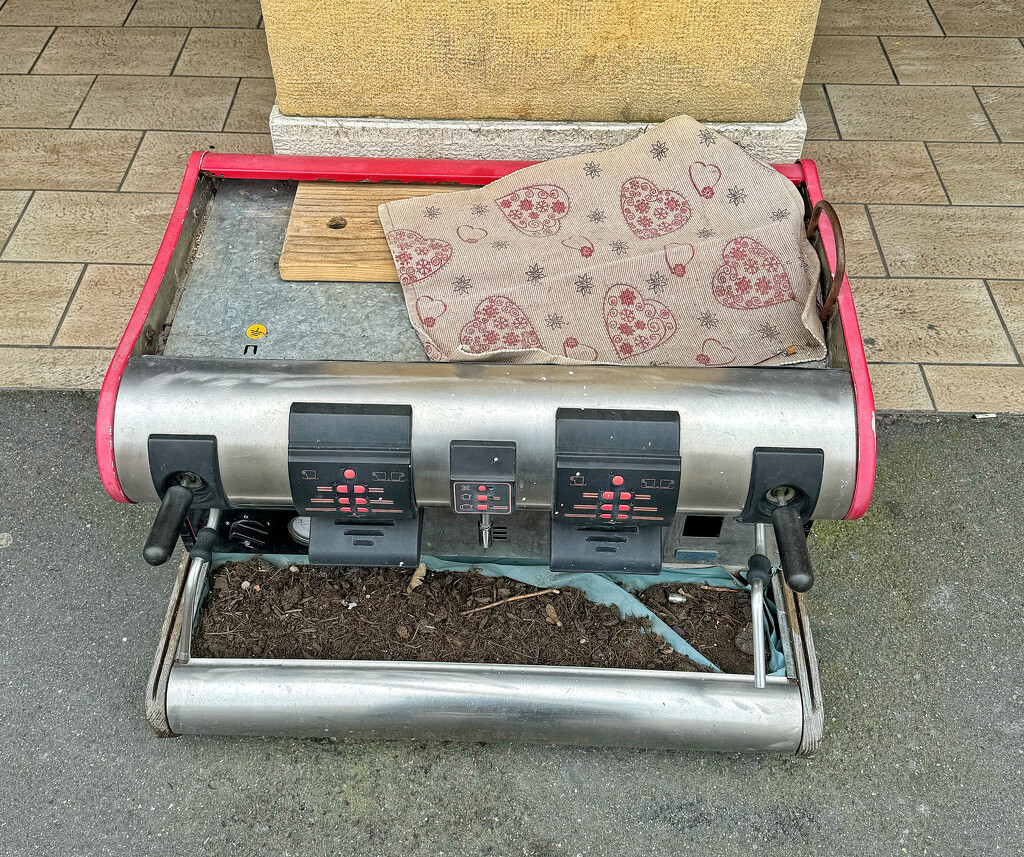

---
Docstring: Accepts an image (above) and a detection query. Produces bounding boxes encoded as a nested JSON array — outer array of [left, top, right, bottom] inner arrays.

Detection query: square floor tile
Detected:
[[928, 143, 1024, 205], [0, 345, 112, 389], [852, 278, 1014, 363], [53, 264, 148, 347], [174, 28, 272, 77], [882, 37, 1024, 86], [827, 85, 997, 141], [977, 88, 1024, 142], [924, 366, 1024, 412], [803, 141, 947, 204], [867, 363, 934, 410], [928, 0, 1024, 36], [833, 204, 887, 277], [122, 131, 272, 192], [0, 74, 93, 128], [987, 281, 1024, 355], [0, 262, 82, 345], [0, 26, 52, 73], [0, 129, 141, 191], [870, 205, 1024, 278], [0, 191, 31, 247], [0, 0, 134, 26], [33, 26, 188, 76], [2, 191, 175, 264], [127, 0, 262, 28], [801, 84, 838, 140], [815, 0, 942, 35], [73, 76, 238, 131], [224, 78, 276, 132], [805, 36, 895, 85]]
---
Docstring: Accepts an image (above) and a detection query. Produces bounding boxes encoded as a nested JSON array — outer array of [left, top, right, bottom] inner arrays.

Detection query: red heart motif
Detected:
[[602, 284, 677, 360], [696, 338, 736, 366], [688, 162, 722, 199], [415, 295, 447, 329], [562, 337, 598, 361], [459, 295, 542, 354], [664, 242, 695, 278], [712, 237, 796, 310], [386, 229, 453, 285], [495, 184, 571, 237], [456, 225, 488, 243], [620, 177, 690, 240], [561, 236, 595, 258]]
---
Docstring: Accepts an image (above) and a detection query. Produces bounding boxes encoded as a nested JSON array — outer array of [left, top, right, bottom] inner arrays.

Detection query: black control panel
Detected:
[[288, 404, 416, 521], [552, 409, 681, 524], [450, 440, 516, 516]]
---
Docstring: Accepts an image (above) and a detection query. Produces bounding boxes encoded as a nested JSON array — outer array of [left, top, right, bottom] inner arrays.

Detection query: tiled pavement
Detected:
[[1, 0, 1024, 412]]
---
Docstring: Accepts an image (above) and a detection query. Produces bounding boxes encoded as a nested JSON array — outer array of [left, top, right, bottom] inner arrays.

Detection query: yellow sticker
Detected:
[[246, 324, 267, 339]]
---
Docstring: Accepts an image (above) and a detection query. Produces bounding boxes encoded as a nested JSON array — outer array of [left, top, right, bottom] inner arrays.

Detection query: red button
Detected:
[[336, 485, 348, 493], [343, 469, 356, 480], [477, 494, 488, 501], [477, 504, 488, 510], [602, 491, 614, 500], [601, 504, 613, 511], [617, 514, 629, 520], [618, 505, 630, 512], [478, 485, 487, 492], [600, 513, 612, 519], [354, 485, 366, 494], [612, 475, 624, 486], [355, 498, 367, 505], [618, 492, 631, 501]]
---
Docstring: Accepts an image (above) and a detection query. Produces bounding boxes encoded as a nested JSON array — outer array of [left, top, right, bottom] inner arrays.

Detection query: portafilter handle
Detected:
[[142, 483, 193, 566], [770, 504, 815, 593]]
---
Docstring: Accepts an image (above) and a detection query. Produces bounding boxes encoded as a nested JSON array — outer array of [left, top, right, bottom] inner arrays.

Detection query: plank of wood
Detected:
[[279, 182, 477, 282]]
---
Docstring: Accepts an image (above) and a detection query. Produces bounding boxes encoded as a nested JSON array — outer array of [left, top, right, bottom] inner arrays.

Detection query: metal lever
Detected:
[[770, 503, 814, 593], [747, 525, 773, 689], [143, 483, 194, 566], [479, 513, 492, 549], [177, 508, 221, 663]]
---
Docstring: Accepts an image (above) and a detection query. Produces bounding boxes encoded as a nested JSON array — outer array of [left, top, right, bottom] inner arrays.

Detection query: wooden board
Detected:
[[279, 182, 477, 282]]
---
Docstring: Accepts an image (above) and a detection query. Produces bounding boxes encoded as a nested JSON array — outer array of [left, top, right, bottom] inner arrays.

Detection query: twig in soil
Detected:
[[460, 587, 560, 616]]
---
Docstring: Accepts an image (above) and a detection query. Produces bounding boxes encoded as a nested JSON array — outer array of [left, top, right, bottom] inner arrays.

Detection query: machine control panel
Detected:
[[553, 409, 681, 524], [288, 403, 415, 520], [449, 440, 516, 516]]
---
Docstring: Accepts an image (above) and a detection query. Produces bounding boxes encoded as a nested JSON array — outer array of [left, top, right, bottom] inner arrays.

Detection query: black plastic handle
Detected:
[[770, 504, 814, 593], [189, 525, 218, 564], [143, 484, 193, 566], [746, 553, 773, 589]]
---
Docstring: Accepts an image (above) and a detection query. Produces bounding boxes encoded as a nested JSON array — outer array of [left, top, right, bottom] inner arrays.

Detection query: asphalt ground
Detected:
[[1, 391, 1021, 856]]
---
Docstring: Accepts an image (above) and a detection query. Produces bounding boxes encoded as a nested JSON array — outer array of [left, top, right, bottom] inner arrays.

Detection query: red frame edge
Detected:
[[97, 152, 875, 520]]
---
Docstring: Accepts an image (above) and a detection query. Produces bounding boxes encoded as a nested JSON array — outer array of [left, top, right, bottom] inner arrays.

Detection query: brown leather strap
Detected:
[[807, 199, 846, 323]]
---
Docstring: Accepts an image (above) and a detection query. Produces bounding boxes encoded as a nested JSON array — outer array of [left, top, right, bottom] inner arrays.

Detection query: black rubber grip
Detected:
[[746, 553, 773, 588], [770, 504, 815, 593], [190, 526, 218, 564], [143, 484, 193, 566]]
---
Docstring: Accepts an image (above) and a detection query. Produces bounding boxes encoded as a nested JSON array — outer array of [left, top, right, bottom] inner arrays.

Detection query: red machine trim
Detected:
[[97, 152, 876, 520]]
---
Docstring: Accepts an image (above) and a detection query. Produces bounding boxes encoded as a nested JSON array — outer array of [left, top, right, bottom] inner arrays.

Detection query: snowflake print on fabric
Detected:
[[727, 186, 747, 206], [651, 141, 669, 161], [712, 237, 797, 310], [491, 240, 510, 250], [699, 128, 716, 147], [619, 177, 691, 239], [452, 275, 472, 295], [758, 322, 781, 341], [545, 313, 566, 330], [697, 228, 715, 239], [459, 295, 541, 354], [470, 203, 489, 216], [525, 263, 546, 284], [610, 240, 629, 256], [698, 310, 719, 330], [575, 274, 595, 297], [589, 209, 606, 224], [646, 271, 668, 294], [770, 208, 790, 222], [424, 206, 440, 220], [602, 284, 678, 360], [385, 229, 453, 285], [584, 161, 602, 178], [494, 185, 571, 237]]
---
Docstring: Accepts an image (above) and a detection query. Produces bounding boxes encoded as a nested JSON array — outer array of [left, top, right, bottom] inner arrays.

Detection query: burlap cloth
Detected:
[[378, 116, 824, 367]]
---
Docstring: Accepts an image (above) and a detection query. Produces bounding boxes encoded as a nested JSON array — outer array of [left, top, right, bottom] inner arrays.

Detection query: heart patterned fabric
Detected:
[[379, 115, 825, 367]]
